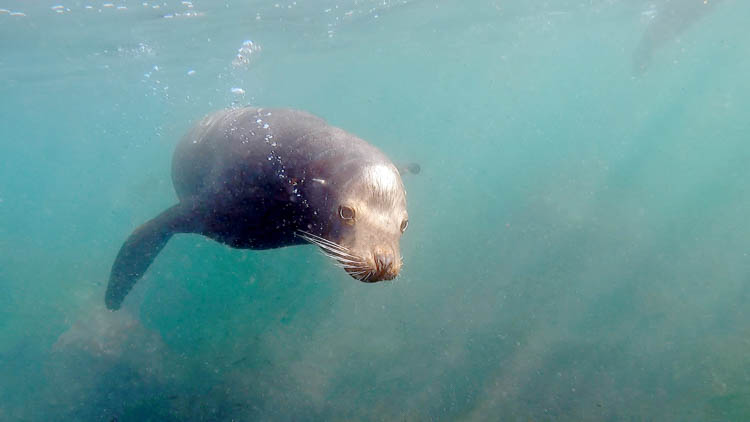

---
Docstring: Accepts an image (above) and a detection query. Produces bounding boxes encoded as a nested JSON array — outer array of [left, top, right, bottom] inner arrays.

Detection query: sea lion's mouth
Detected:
[[345, 266, 377, 282], [344, 266, 396, 283], [346, 256, 399, 282]]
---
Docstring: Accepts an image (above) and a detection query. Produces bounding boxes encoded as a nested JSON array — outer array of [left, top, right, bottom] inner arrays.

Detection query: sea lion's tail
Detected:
[[105, 202, 194, 310]]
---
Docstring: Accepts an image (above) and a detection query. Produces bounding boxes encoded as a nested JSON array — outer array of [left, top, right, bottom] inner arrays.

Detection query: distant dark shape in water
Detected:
[[633, 0, 725, 75], [398, 162, 421, 175], [105, 108, 413, 310]]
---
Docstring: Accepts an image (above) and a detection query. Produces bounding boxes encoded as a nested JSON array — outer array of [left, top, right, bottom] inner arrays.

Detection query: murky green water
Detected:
[[2, 0, 750, 420]]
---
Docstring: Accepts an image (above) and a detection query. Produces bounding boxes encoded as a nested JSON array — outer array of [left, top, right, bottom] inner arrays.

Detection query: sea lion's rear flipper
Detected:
[[105, 202, 197, 310]]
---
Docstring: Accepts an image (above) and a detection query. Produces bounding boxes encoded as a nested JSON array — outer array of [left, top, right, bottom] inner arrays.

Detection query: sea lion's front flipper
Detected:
[[105, 202, 197, 310]]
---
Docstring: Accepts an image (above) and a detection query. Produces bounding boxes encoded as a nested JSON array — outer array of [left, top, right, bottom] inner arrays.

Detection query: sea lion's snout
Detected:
[[354, 250, 400, 282], [296, 230, 402, 282], [339, 250, 400, 283], [374, 253, 392, 275], [372, 252, 398, 281]]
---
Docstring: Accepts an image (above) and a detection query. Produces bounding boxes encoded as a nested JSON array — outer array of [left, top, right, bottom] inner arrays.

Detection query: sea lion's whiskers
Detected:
[[297, 233, 332, 250], [296, 231, 362, 264], [323, 252, 362, 267], [296, 231, 355, 255], [319, 249, 351, 263], [322, 244, 360, 261], [317, 243, 359, 261], [350, 272, 370, 281], [296, 230, 345, 249], [300, 234, 367, 270], [309, 239, 361, 263]]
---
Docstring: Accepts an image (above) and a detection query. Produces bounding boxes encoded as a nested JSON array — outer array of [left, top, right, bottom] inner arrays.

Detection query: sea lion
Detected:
[[105, 107, 411, 310]]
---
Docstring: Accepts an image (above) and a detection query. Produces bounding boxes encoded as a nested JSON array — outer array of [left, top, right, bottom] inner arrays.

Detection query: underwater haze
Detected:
[[2, 0, 750, 420]]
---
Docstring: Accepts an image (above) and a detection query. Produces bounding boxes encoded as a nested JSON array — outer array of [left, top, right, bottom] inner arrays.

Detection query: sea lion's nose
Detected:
[[374, 253, 396, 280]]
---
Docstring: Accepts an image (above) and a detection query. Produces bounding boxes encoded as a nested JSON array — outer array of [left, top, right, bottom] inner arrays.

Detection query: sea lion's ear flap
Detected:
[[397, 162, 421, 176], [105, 202, 196, 310]]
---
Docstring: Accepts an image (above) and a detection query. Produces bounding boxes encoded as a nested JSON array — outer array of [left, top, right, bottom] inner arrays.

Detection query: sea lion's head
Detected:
[[299, 162, 408, 282]]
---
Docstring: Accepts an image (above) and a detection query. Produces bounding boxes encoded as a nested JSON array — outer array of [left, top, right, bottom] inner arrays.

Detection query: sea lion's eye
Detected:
[[400, 219, 409, 233], [339, 205, 356, 222]]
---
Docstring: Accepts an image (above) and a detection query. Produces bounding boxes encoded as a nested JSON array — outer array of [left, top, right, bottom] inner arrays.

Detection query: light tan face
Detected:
[[321, 163, 409, 282]]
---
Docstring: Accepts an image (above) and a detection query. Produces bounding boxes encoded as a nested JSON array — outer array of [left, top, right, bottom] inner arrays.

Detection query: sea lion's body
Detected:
[[106, 108, 410, 310]]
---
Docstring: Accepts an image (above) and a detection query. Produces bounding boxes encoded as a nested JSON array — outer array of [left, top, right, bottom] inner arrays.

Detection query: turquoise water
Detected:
[[2, 0, 750, 420]]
